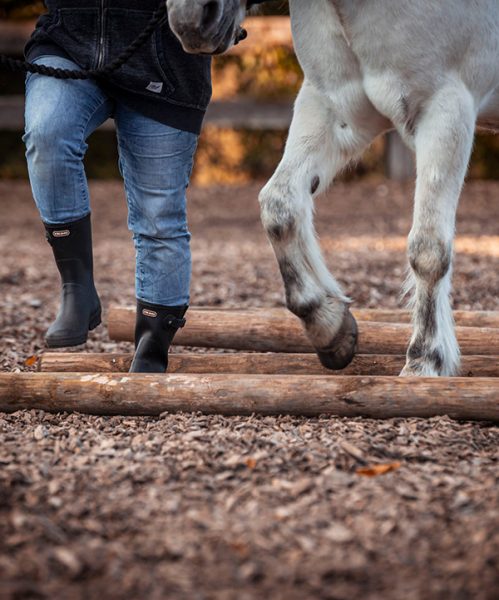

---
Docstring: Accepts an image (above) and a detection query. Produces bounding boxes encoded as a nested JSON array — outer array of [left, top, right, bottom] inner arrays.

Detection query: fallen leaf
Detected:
[[356, 462, 401, 477], [245, 458, 257, 470], [24, 355, 38, 367]]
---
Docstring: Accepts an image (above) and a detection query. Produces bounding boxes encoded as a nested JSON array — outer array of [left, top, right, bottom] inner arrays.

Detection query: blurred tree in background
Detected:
[[0, 0, 289, 19], [0, 0, 498, 182], [0, 0, 44, 19]]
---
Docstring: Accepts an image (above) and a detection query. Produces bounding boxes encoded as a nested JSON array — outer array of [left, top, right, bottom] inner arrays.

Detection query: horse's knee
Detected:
[[259, 181, 298, 243], [408, 234, 451, 283]]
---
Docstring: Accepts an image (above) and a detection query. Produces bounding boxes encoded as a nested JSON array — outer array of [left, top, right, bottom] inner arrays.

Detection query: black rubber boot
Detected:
[[44, 214, 101, 348], [129, 300, 188, 373]]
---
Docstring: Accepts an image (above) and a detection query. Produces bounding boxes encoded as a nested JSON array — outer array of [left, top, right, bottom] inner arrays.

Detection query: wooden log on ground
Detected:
[[181, 306, 499, 329], [39, 352, 499, 378], [353, 309, 499, 329], [108, 307, 499, 355], [1, 373, 498, 421]]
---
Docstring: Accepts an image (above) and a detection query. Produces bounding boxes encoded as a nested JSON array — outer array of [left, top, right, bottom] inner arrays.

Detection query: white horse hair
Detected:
[[167, 0, 499, 376]]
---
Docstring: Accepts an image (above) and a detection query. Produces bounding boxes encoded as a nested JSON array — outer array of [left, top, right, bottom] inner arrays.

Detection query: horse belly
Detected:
[[347, 0, 499, 133], [360, 71, 428, 142]]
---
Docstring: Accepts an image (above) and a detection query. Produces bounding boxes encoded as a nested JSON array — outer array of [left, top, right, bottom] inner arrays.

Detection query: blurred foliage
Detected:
[[255, 1, 289, 16], [0, 0, 289, 19], [1, 0, 498, 182], [194, 128, 286, 186], [0, 0, 45, 19], [212, 47, 302, 101]]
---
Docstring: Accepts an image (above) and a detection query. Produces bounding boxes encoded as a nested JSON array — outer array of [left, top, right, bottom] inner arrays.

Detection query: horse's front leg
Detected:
[[402, 81, 476, 376], [259, 81, 387, 369]]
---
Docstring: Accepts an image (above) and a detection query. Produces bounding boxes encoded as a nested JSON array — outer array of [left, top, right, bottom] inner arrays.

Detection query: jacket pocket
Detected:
[[43, 8, 99, 70], [156, 24, 212, 110], [105, 8, 175, 98]]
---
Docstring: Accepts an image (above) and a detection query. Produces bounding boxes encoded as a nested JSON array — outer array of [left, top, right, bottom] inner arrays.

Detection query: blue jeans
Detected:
[[23, 55, 198, 306]]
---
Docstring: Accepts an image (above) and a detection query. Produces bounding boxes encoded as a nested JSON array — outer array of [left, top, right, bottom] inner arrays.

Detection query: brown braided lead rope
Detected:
[[0, 3, 167, 80]]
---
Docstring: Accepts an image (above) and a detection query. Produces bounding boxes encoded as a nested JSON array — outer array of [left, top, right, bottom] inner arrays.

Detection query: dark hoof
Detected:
[[316, 309, 358, 370]]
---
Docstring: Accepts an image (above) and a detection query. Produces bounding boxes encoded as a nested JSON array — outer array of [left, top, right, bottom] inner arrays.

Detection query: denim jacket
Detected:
[[25, 0, 212, 134]]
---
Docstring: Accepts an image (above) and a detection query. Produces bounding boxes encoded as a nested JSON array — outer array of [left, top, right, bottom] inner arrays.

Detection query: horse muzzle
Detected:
[[166, 0, 241, 55]]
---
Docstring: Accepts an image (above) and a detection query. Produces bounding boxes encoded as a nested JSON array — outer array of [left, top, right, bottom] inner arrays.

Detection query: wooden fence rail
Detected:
[[0, 16, 414, 179], [0, 17, 293, 56], [0, 96, 294, 131]]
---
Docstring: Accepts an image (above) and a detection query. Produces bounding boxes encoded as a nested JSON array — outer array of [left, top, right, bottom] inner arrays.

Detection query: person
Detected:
[[23, 0, 212, 372]]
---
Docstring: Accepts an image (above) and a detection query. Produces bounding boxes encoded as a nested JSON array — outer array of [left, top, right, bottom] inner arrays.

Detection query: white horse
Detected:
[[166, 0, 499, 376]]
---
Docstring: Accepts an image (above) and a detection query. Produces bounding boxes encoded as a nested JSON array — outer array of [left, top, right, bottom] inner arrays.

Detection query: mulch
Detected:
[[0, 179, 498, 599]]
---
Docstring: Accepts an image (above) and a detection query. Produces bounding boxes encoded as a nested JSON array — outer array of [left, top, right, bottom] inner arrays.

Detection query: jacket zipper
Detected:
[[97, 0, 105, 69]]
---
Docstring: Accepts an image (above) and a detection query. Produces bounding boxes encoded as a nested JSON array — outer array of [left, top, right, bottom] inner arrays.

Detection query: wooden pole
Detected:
[[39, 352, 499, 378], [353, 309, 499, 329], [172, 306, 499, 329], [108, 307, 499, 355], [1, 373, 498, 421]]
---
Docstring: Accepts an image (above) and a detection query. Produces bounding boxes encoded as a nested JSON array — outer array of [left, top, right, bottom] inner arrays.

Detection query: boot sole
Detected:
[[46, 310, 102, 348]]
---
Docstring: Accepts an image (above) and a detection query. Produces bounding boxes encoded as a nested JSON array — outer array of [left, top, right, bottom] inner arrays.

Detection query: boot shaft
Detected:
[[130, 300, 188, 373], [43, 213, 101, 347], [135, 300, 187, 345], [44, 213, 94, 283]]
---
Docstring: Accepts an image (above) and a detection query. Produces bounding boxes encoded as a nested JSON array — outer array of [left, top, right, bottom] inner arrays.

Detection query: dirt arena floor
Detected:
[[0, 179, 498, 599]]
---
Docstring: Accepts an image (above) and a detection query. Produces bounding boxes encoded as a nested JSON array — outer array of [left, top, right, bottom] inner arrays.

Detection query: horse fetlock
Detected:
[[407, 340, 443, 372], [400, 360, 440, 377], [313, 307, 358, 371], [286, 297, 322, 323], [402, 339, 459, 376], [408, 235, 451, 283], [401, 350, 447, 376]]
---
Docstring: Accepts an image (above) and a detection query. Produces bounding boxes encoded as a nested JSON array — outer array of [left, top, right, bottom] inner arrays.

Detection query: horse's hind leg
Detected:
[[259, 81, 387, 369], [402, 81, 476, 376]]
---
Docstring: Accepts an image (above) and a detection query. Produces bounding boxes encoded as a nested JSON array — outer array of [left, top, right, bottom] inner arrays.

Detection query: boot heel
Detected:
[[89, 310, 102, 331]]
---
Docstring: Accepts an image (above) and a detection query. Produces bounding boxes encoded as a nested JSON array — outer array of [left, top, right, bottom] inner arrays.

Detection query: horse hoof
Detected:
[[316, 308, 358, 370]]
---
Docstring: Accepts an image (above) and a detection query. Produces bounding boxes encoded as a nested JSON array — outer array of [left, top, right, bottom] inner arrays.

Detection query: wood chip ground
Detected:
[[0, 180, 498, 599]]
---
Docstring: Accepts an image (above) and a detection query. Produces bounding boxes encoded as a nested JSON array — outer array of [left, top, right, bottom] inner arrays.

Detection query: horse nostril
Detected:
[[201, 0, 220, 32]]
